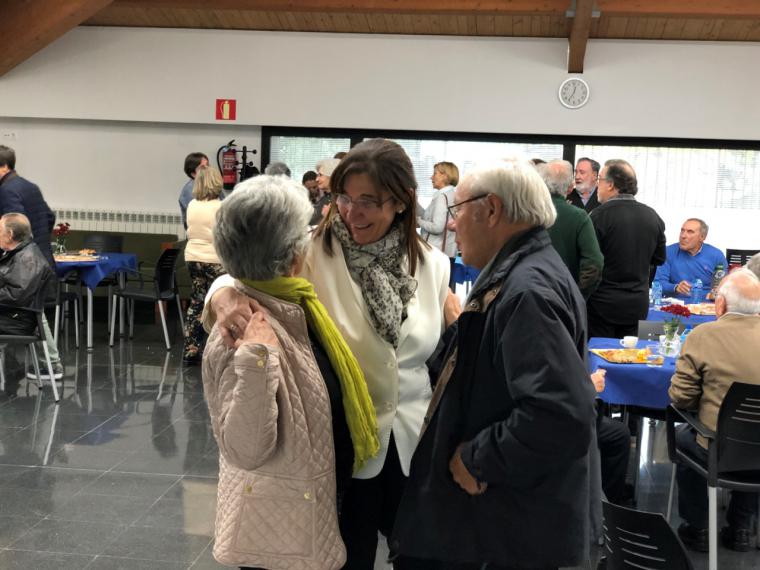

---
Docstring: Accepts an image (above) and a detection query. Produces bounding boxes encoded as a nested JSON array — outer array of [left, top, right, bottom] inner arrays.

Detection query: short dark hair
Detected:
[[183, 152, 208, 179], [576, 157, 600, 175], [603, 159, 638, 195], [302, 170, 317, 183], [333, 151, 347, 160], [0, 146, 16, 170]]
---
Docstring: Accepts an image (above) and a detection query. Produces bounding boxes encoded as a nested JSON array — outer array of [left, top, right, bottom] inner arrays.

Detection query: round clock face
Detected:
[[558, 77, 590, 109]]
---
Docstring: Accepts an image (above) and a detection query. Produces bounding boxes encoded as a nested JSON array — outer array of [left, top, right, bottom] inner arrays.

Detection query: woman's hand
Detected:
[[241, 310, 278, 348], [212, 287, 258, 348], [443, 288, 462, 328]]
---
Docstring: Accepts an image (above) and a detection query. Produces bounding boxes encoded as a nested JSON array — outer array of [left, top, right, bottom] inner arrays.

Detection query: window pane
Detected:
[[577, 145, 760, 210], [380, 139, 564, 202], [576, 144, 760, 252], [269, 136, 351, 182]]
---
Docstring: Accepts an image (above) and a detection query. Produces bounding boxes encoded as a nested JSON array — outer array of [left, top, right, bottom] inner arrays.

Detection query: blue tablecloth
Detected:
[[55, 253, 138, 290], [452, 256, 480, 286], [646, 306, 716, 326], [588, 337, 676, 409]]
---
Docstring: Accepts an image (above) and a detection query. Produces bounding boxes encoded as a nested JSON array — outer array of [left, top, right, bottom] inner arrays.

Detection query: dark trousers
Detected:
[[339, 435, 407, 570], [394, 557, 557, 570], [587, 307, 638, 339], [676, 425, 759, 529], [598, 416, 631, 504]]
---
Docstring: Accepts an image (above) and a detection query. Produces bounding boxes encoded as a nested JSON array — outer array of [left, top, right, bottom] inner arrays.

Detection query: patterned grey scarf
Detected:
[[331, 217, 417, 348]]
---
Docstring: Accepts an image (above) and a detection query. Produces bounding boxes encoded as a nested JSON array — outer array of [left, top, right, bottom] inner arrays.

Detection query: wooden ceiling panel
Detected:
[[82, 3, 760, 43]]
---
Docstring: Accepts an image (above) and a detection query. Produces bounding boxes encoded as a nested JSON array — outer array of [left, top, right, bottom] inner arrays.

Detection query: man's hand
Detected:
[[443, 288, 462, 328], [212, 287, 258, 348], [449, 444, 487, 495], [675, 280, 692, 296], [591, 368, 606, 393]]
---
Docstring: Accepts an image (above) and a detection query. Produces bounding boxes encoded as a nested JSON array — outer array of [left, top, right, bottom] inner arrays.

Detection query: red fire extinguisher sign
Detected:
[[216, 99, 237, 121]]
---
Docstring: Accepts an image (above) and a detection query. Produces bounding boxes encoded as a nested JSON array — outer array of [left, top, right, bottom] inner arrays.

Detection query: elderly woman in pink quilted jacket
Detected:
[[203, 175, 378, 570]]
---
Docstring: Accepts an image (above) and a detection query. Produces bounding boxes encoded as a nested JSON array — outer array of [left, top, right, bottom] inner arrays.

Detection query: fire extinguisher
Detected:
[[217, 140, 238, 190]]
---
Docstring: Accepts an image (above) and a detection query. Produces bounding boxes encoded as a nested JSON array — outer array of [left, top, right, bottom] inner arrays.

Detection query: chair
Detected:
[[47, 269, 81, 348], [597, 500, 693, 570], [725, 248, 759, 269], [0, 288, 60, 402], [109, 248, 184, 350], [83, 233, 124, 331], [637, 319, 687, 341], [666, 383, 760, 570], [82, 234, 124, 254]]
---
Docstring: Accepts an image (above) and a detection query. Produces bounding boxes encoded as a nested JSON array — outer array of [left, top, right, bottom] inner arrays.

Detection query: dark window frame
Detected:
[[262, 125, 760, 173]]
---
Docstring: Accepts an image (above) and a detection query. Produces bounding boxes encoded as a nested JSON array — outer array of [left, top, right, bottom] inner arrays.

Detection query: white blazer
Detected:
[[303, 234, 450, 479], [203, 234, 450, 479]]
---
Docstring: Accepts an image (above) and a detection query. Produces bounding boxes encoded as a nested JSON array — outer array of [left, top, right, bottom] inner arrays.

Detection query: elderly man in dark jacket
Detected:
[[391, 160, 597, 570], [0, 213, 61, 393], [0, 145, 56, 267]]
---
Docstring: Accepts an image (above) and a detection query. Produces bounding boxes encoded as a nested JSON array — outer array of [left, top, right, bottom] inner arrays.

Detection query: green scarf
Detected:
[[241, 276, 379, 473]]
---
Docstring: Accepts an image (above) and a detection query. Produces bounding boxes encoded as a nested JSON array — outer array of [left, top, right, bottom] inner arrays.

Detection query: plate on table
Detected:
[[591, 348, 664, 366], [54, 254, 100, 262], [686, 302, 716, 315]]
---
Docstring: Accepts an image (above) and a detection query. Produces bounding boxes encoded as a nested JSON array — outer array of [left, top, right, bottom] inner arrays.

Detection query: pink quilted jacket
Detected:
[[202, 287, 346, 569]]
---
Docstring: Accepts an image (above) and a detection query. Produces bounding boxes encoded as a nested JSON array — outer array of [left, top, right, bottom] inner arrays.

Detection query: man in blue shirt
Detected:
[[178, 152, 208, 230], [654, 218, 727, 298]]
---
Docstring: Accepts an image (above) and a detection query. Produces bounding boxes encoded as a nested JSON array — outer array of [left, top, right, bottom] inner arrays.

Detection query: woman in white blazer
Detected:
[[204, 139, 459, 569]]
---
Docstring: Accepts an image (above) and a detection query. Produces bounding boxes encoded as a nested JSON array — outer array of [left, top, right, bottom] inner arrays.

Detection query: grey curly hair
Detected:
[[214, 175, 313, 280]]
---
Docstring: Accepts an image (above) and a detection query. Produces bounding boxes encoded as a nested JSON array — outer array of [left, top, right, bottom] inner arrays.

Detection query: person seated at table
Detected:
[[0, 213, 61, 394], [669, 268, 760, 552], [591, 369, 632, 506], [654, 218, 727, 299], [182, 165, 226, 364]]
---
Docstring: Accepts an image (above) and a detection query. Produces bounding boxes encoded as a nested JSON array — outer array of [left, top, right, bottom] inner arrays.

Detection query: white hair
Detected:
[[537, 160, 574, 197], [746, 252, 760, 280], [461, 158, 557, 228], [717, 268, 760, 315], [214, 175, 313, 280]]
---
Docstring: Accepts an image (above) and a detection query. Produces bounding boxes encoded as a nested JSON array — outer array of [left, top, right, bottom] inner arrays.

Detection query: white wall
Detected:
[[0, 118, 260, 213], [2, 27, 760, 138], [0, 27, 758, 248]]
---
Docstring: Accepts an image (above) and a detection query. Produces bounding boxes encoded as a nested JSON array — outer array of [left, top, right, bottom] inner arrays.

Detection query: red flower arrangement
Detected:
[[53, 222, 71, 239], [660, 303, 691, 338]]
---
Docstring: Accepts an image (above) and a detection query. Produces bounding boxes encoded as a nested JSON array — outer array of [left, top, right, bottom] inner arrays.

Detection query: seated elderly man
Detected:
[[669, 268, 760, 552], [0, 213, 60, 394], [654, 218, 727, 298]]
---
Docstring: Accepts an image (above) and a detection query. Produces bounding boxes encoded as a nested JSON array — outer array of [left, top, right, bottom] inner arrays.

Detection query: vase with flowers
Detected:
[[52, 222, 71, 255], [658, 304, 692, 356]]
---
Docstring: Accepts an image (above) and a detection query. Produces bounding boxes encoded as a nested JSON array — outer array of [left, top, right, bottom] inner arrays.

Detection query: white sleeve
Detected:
[[201, 273, 236, 332]]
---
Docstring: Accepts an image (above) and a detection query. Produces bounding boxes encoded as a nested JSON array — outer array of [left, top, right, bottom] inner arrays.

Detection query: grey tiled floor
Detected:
[[0, 322, 757, 569]]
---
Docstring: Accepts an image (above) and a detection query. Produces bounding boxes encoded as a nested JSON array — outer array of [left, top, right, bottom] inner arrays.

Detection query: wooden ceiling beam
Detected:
[[0, 0, 114, 77], [111, 0, 570, 15], [567, 0, 594, 73], [597, 0, 760, 19]]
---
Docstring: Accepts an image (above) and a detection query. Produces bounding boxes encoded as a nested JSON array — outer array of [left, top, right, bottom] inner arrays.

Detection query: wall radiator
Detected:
[[51, 208, 184, 237]]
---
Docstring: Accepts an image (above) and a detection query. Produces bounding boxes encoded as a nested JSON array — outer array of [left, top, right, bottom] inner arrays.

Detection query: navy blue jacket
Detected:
[[391, 228, 596, 568], [0, 171, 56, 267]]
